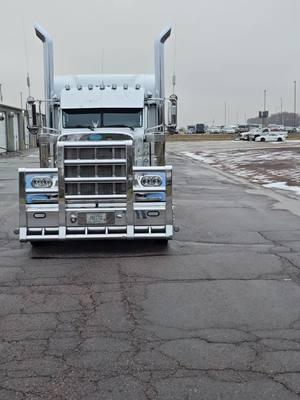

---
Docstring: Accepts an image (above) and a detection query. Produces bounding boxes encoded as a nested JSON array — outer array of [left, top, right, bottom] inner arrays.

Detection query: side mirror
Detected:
[[167, 94, 178, 131], [0, 112, 5, 121], [26, 96, 40, 135]]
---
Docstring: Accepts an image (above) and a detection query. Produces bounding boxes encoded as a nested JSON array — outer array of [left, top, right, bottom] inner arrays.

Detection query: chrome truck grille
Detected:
[[55, 139, 134, 237], [63, 145, 128, 200]]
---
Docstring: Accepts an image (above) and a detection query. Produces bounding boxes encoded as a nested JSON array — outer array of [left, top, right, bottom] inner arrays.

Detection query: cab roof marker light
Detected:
[[112, 84, 117, 90], [65, 84, 71, 91], [88, 84, 93, 90], [123, 83, 128, 90], [77, 84, 82, 90], [135, 84, 141, 90], [100, 83, 105, 90]]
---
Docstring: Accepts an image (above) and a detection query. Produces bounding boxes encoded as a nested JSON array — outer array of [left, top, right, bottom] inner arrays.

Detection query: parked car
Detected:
[[243, 128, 261, 141], [209, 126, 222, 134], [239, 131, 251, 140], [248, 127, 287, 141], [255, 132, 286, 142], [287, 127, 300, 133], [237, 124, 250, 133], [187, 125, 196, 134], [222, 126, 237, 134]]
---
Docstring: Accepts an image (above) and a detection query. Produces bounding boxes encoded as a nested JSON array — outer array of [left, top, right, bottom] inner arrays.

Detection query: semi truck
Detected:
[[195, 123, 206, 134], [19, 24, 177, 244]]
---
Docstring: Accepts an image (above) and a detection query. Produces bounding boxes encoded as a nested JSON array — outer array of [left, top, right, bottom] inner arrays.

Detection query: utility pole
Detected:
[[224, 102, 227, 127], [280, 97, 283, 126], [263, 89, 267, 127], [20, 92, 23, 110], [294, 81, 297, 128]]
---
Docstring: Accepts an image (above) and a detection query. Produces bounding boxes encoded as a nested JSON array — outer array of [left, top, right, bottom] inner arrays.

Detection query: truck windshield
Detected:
[[62, 108, 143, 129]]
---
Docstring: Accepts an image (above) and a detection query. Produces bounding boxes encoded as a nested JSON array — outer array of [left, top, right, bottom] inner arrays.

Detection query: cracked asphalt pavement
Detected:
[[0, 142, 300, 399]]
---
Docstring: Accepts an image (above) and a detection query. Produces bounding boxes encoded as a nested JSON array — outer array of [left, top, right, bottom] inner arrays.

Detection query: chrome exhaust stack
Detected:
[[154, 26, 171, 165], [34, 24, 54, 129], [154, 26, 171, 128], [34, 24, 55, 167]]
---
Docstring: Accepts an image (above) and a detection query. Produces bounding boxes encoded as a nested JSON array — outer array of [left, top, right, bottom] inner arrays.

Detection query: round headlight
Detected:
[[141, 176, 152, 186], [151, 175, 162, 186]]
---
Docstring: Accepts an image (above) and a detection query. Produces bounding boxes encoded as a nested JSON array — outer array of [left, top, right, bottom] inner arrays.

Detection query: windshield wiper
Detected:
[[104, 124, 134, 131]]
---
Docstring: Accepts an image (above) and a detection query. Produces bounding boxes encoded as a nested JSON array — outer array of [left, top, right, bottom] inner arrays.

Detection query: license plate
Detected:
[[87, 213, 107, 224], [78, 212, 115, 225]]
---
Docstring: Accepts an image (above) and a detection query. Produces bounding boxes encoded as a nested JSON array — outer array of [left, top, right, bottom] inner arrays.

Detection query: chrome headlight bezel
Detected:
[[31, 176, 53, 189], [140, 175, 163, 187]]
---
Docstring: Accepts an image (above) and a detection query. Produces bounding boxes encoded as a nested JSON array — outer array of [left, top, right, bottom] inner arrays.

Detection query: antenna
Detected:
[[22, 17, 31, 97], [172, 74, 176, 94], [100, 49, 104, 74], [26, 73, 31, 97], [172, 24, 177, 94]]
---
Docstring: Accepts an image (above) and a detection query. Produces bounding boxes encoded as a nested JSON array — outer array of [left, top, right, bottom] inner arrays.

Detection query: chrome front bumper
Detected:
[[19, 140, 173, 242]]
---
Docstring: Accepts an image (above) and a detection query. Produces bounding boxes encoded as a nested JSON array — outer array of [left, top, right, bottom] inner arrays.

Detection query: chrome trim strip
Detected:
[[64, 159, 126, 165], [66, 208, 127, 212], [133, 165, 172, 172], [25, 188, 58, 194], [57, 142, 66, 238], [59, 140, 133, 147], [64, 177, 126, 183], [65, 194, 127, 200], [26, 204, 58, 210], [19, 169, 26, 230], [166, 167, 173, 225], [133, 187, 166, 192], [18, 168, 58, 173], [126, 141, 134, 237], [67, 203, 127, 208]]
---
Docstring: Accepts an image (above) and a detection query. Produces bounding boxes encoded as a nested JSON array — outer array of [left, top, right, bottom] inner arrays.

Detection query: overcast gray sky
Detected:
[[0, 0, 299, 126]]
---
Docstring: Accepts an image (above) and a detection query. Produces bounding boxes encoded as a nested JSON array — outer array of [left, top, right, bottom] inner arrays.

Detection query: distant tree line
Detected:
[[248, 112, 300, 127]]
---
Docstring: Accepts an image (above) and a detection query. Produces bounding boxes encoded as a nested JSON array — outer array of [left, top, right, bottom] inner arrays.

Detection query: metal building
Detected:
[[0, 104, 37, 153]]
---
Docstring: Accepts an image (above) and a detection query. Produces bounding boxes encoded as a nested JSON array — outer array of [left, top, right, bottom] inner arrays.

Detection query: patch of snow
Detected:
[[263, 182, 300, 196], [184, 152, 214, 164]]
